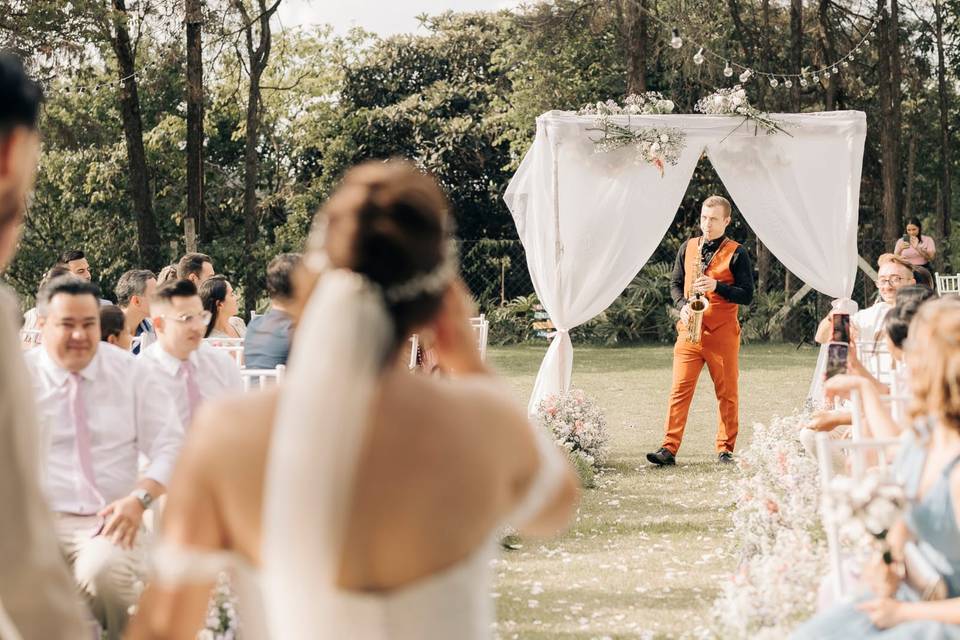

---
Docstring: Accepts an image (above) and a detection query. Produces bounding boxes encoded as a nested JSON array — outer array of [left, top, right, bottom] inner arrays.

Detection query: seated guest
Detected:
[[176, 252, 214, 287], [59, 249, 92, 282], [793, 297, 960, 639], [115, 269, 157, 354], [99, 305, 130, 350], [24, 276, 183, 640], [21, 263, 71, 346], [141, 280, 242, 429], [200, 275, 246, 339], [243, 253, 300, 369]]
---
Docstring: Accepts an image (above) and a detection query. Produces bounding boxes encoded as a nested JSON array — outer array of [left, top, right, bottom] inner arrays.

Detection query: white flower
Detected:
[[650, 141, 661, 153], [714, 95, 724, 106], [731, 96, 742, 107], [663, 100, 675, 112], [659, 134, 669, 143], [736, 89, 746, 99]]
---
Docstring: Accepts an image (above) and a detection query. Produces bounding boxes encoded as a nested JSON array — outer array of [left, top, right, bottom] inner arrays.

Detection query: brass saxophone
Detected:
[[686, 237, 710, 344]]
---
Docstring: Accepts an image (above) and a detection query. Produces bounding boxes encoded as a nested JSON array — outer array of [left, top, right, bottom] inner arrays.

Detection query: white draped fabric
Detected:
[[504, 110, 866, 413]]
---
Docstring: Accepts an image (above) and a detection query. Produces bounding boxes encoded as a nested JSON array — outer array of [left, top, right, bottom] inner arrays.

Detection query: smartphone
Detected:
[[825, 342, 849, 379], [902, 234, 911, 244], [831, 313, 851, 344]]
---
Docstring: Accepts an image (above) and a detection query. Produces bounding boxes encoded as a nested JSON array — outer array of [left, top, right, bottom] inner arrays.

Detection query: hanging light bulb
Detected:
[[670, 28, 683, 49], [823, 69, 831, 79], [800, 77, 808, 87], [723, 63, 734, 77], [770, 77, 779, 88], [784, 79, 793, 88], [739, 69, 752, 83], [842, 60, 850, 68], [693, 48, 705, 65], [812, 74, 820, 83]]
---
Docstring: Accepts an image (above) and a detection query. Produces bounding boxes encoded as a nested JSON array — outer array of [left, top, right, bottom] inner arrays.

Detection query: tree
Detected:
[[185, 0, 204, 248]]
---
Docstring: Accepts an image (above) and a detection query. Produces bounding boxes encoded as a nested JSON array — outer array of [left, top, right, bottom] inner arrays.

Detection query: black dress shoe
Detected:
[[646, 447, 676, 466], [718, 452, 735, 464]]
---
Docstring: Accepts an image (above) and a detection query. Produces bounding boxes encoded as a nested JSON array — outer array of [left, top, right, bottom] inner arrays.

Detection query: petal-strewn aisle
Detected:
[[490, 344, 818, 639]]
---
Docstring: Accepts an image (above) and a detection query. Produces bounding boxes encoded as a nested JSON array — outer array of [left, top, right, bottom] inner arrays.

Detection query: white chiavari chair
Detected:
[[407, 334, 420, 370], [470, 314, 489, 361], [203, 337, 245, 366], [854, 340, 894, 387], [816, 432, 903, 601], [935, 272, 960, 296], [240, 365, 286, 391]]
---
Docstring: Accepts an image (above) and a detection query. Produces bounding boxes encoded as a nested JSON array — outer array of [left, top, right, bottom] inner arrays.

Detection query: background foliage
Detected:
[[2, 0, 957, 342]]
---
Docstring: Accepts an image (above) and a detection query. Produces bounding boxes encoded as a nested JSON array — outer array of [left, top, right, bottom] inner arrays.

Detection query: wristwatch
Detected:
[[131, 488, 154, 511]]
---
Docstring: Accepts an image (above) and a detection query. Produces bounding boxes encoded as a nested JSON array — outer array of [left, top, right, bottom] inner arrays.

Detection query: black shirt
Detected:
[[670, 236, 755, 310]]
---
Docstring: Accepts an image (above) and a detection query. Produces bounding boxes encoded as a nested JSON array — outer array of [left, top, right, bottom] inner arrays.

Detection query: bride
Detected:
[[127, 160, 579, 639]]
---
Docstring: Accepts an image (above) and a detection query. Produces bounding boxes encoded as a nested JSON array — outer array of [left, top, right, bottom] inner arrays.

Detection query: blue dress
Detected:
[[792, 435, 960, 639]]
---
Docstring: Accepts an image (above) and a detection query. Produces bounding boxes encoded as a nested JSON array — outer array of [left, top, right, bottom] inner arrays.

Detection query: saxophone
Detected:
[[686, 237, 710, 344]]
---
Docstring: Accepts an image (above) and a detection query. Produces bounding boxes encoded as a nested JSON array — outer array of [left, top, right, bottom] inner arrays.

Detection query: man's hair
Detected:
[[58, 249, 86, 264], [36, 276, 101, 316], [884, 285, 936, 349], [265, 253, 301, 300], [115, 269, 156, 308], [878, 253, 915, 275], [157, 264, 179, 284], [702, 195, 732, 218], [913, 264, 935, 290], [99, 305, 125, 342], [177, 253, 212, 280], [152, 279, 199, 306], [0, 53, 43, 136]]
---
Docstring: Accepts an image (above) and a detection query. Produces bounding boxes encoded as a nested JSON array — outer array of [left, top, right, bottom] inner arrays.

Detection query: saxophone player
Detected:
[[647, 196, 754, 466]]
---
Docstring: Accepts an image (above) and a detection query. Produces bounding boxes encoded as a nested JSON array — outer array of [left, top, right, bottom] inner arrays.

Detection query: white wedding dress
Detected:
[[153, 268, 567, 639]]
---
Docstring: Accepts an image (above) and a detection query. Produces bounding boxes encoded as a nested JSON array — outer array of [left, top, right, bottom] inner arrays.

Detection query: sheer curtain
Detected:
[[505, 111, 866, 413]]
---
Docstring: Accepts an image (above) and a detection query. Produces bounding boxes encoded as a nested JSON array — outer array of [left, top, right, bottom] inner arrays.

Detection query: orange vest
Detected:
[[682, 237, 741, 333]]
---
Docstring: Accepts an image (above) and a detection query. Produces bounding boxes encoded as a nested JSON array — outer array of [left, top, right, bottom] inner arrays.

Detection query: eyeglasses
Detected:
[[878, 276, 905, 287], [161, 311, 212, 326]]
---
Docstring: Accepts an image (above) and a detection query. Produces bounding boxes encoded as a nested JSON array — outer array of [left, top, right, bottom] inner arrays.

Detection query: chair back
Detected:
[[816, 431, 903, 601], [240, 365, 286, 391], [935, 272, 960, 296], [470, 314, 489, 361], [204, 337, 245, 366], [854, 340, 894, 387]]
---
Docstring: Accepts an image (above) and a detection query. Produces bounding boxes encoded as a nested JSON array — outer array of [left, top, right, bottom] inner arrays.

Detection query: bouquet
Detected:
[[536, 389, 609, 486], [577, 93, 686, 176], [821, 470, 906, 563], [695, 85, 790, 137]]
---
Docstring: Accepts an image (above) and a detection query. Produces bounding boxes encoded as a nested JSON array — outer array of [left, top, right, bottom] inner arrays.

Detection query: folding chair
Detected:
[[240, 365, 286, 391], [935, 272, 960, 296]]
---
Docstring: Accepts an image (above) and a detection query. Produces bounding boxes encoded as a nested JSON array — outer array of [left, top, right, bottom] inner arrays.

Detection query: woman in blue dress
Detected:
[[793, 298, 960, 639]]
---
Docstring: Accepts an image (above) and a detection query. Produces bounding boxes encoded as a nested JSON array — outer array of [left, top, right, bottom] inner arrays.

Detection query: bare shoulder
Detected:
[[188, 387, 280, 462]]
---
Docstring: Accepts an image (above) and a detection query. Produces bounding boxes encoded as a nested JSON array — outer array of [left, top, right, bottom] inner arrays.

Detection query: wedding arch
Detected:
[[503, 109, 867, 413]]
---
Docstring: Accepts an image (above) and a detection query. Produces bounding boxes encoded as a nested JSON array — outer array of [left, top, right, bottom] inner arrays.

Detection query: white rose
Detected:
[[663, 100, 675, 112], [731, 96, 742, 107], [659, 134, 669, 143], [736, 89, 746, 99], [650, 142, 661, 152], [714, 95, 724, 106]]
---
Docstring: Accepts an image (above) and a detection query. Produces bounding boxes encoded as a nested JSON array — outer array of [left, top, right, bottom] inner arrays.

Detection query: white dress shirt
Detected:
[[140, 342, 243, 429], [24, 343, 184, 515], [852, 301, 892, 343]]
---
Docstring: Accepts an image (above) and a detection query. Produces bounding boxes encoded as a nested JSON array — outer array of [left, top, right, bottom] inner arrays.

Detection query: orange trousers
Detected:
[[661, 323, 741, 455]]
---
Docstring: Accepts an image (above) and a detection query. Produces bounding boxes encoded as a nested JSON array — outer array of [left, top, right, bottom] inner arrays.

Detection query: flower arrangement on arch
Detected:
[[536, 389, 609, 486], [577, 93, 687, 177], [695, 85, 791, 137]]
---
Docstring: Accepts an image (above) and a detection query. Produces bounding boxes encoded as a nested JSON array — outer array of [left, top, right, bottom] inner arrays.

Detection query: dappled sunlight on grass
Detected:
[[488, 344, 817, 639]]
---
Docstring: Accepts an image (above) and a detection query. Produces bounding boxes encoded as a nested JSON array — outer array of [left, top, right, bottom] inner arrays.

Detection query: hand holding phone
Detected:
[[831, 313, 851, 344]]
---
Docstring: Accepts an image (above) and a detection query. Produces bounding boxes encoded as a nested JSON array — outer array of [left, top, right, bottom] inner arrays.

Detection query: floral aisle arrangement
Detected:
[[199, 573, 239, 640], [694, 85, 790, 137], [536, 388, 609, 488], [822, 470, 906, 563], [577, 93, 686, 176], [708, 413, 827, 638]]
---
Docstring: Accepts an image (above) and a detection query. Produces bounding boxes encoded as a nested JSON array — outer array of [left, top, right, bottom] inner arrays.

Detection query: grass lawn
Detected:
[[488, 343, 820, 640]]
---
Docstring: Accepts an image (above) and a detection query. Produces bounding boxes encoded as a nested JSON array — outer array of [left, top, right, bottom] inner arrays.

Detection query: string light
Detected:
[[693, 48, 705, 65], [670, 28, 683, 49], [739, 69, 752, 83], [723, 63, 733, 77]]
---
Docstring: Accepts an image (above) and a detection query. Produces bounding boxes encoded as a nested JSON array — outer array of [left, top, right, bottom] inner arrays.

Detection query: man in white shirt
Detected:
[[141, 279, 242, 429], [115, 268, 157, 354], [815, 253, 917, 345], [25, 276, 184, 640]]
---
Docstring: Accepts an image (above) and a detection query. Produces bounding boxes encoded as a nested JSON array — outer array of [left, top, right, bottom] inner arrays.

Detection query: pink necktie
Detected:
[[67, 373, 103, 510], [180, 360, 202, 425]]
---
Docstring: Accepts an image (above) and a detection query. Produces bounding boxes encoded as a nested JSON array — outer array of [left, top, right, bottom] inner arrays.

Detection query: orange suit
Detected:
[[661, 238, 743, 455]]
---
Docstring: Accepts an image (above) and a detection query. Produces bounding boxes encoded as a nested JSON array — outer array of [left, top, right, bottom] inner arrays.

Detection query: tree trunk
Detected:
[[934, 0, 952, 240], [818, 0, 839, 110], [234, 0, 281, 317], [108, 0, 162, 269], [877, 0, 903, 250], [756, 239, 770, 294], [186, 0, 204, 245], [622, 0, 646, 94], [904, 135, 916, 221]]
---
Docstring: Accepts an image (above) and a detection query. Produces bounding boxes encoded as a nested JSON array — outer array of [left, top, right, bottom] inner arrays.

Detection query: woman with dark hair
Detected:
[[199, 275, 246, 339], [128, 160, 578, 640], [894, 217, 936, 269]]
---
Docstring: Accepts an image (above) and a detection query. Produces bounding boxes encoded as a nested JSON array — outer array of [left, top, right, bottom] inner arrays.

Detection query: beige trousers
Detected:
[[56, 514, 147, 640]]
